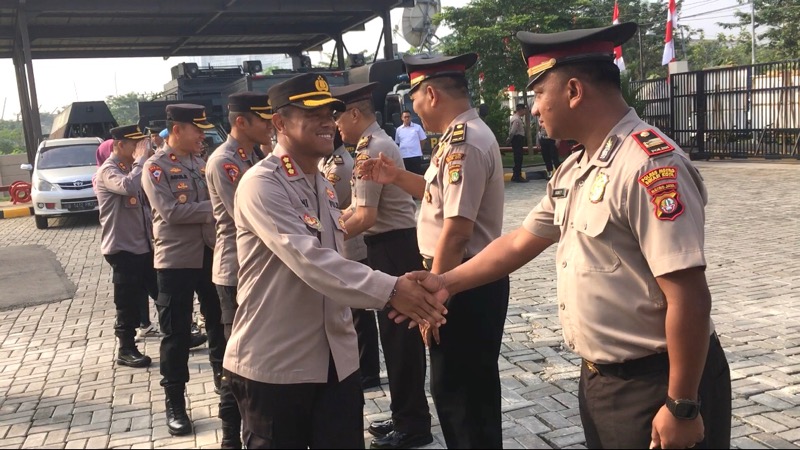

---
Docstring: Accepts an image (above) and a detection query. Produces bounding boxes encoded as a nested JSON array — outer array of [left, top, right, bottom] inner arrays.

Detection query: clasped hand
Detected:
[[388, 271, 449, 347]]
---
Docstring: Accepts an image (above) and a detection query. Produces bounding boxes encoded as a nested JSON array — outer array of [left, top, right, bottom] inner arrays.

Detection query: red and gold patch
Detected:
[[632, 129, 674, 157], [356, 135, 372, 151], [169, 153, 178, 162], [445, 152, 465, 164], [638, 166, 678, 188], [448, 164, 462, 185], [223, 163, 240, 183], [648, 183, 684, 221], [281, 156, 298, 177], [237, 148, 248, 161], [149, 165, 163, 183], [303, 213, 322, 230], [176, 182, 189, 190], [117, 162, 127, 172], [326, 187, 336, 200], [338, 217, 347, 233], [326, 173, 341, 183], [169, 167, 182, 174]]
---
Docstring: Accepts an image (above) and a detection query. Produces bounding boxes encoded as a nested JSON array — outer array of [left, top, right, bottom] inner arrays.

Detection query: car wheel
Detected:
[[34, 215, 48, 229]]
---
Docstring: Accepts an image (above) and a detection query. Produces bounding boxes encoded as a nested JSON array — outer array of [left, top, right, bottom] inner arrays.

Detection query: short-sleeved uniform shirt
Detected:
[[353, 121, 417, 236], [96, 153, 153, 256], [224, 145, 396, 384], [523, 108, 712, 364], [206, 136, 260, 286], [417, 108, 505, 259], [319, 145, 367, 261], [141, 145, 215, 269]]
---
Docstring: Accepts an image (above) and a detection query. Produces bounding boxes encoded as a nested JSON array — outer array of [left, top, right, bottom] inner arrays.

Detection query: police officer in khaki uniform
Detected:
[[507, 103, 529, 182], [332, 82, 432, 449], [205, 92, 272, 449], [141, 104, 226, 437], [96, 124, 156, 368], [223, 73, 448, 449], [407, 23, 731, 449], [318, 131, 381, 389], [359, 53, 508, 449]]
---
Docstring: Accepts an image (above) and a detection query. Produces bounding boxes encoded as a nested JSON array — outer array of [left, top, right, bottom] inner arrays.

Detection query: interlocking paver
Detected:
[[0, 161, 798, 448]]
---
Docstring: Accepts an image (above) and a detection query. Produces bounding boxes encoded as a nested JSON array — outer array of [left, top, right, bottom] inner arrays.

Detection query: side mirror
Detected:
[[20, 163, 33, 171]]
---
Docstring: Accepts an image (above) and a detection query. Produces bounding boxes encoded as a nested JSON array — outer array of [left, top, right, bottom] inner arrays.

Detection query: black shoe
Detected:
[[190, 333, 208, 349], [221, 422, 242, 449], [368, 419, 394, 437], [511, 177, 529, 183], [361, 375, 381, 390], [370, 430, 433, 449], [212, 362, 224, 395], [116, 347, 152, 368], [164, 386, 193, 436]]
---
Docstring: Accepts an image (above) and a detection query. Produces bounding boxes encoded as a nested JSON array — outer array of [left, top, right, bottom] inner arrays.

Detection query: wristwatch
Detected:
[[666, 396, 700, 420]]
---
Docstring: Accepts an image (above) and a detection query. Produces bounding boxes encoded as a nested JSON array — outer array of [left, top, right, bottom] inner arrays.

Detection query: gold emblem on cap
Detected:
[[527, 58, 557, 78], [315, 76, 329, 92]]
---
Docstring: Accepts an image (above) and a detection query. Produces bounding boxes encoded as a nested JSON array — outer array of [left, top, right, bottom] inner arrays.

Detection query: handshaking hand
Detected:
[[388, 276, 449, 328], [358, 152, 399, 185], [388, 271, 450, 347]]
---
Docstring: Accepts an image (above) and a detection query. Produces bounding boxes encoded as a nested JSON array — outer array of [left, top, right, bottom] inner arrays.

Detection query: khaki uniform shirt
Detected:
[[353, 122, 417, 236], [523, 108, 712, 364], [418, 108, 505, 259], [206, 136, 260, 286], [224, 145, 396, 384], [96, 153, 153, 256], [141, 145, 215, 269], [319, 145, 367, 261], [508, 114, 525, 139]]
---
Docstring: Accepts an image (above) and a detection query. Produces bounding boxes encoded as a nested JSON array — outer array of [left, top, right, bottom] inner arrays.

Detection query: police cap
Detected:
[[330, 82, 379, 105], [110, 124, 146, 141], [517, 22, 637, 89], [228, 91, 272, 119], [268, 73, 345, 112], [166, 103, 214, 129], [402, 52, 478, 94]]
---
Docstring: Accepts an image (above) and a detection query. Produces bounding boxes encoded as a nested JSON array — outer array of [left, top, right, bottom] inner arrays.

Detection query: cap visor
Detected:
[[192, 121, 215, 130], [294, 97, 346, 112], [254, 111, 273, 120]]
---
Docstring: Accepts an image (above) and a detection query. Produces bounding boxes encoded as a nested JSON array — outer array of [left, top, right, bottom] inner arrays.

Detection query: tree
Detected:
[[105, 92, 157, 125], [722, 0, 800, 63], [685, 32, 751, 69]]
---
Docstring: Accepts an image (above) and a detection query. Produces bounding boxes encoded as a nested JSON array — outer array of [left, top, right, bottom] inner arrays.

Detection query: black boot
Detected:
[[164, 385, 193, 436], [212, 362, 224, 395], [220, 422, 242, 449], [117, 347, 152, 368]]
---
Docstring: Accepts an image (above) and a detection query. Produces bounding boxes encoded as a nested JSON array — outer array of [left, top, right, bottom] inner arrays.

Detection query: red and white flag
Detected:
[[612, 1, 626, 71], [662, 0, 677, 65]]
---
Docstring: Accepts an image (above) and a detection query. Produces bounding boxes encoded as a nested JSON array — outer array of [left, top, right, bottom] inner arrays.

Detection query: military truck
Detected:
[[48, 101, 118, 140]]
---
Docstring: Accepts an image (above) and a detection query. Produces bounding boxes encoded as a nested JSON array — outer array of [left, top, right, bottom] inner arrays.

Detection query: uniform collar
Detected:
[[363, 121, 382, 137], [445, 108, 479, 132], [580, 107, 641, 170], [224, 135, 254, 162], [107, 154, 130, 172], [271, 144, 307, 181]]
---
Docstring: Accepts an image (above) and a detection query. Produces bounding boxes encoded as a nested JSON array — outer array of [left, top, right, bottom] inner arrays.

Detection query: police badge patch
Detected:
[[648, 182, 684, 221], [223, 163, 240, 183], [149, 165, 163, 183]]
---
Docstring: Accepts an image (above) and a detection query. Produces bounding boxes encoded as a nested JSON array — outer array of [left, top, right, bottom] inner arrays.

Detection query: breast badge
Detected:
[[326, 187, 335, 200], [303, 213, 322, 231], [128, 196, 138, 205], [177, 193, 188, 204], [176, 182, 189, 190], [588, 172, 609, 203], [169, 167, 182, 174]]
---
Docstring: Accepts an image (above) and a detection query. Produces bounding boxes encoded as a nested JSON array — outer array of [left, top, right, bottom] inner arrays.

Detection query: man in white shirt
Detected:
[[393, 111, 427, 174]]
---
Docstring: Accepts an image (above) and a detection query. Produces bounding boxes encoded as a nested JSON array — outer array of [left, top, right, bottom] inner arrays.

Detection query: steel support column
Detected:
[[14, 5, 42, 164], [335, 33, 346, 70], [381, 8, 394, 60]]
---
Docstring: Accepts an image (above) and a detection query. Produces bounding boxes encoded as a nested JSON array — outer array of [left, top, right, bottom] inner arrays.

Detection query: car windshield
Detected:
[[37, 144, 98, 170]]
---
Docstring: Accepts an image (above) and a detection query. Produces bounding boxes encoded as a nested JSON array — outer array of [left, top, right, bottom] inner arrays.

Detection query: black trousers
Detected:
[[156, 246, 225, 387], [228, 360, 364, 449], [403, 156, 424, 175], [579, 334, 731, 449], [352, 308, 380, 379], [538, 137, 561, 172], [511, 135, 525, 179], [429, 276, 510, 449], [103, 251, 158, 349], [213, 285, 242, 426], [365, 228, 430, 434]]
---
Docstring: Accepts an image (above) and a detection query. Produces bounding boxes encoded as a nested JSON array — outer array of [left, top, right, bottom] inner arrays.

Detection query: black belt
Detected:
[[584, 333, 720, 378], [422, 256, 471, 271], [363, 227, 416, 247]]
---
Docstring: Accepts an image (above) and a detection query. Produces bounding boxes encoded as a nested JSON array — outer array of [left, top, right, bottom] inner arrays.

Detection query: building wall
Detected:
[[0, 154, 31, 187]]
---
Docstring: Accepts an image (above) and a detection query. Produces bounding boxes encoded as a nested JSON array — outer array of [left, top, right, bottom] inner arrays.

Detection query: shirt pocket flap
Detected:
[[576, 206, 611, 238]]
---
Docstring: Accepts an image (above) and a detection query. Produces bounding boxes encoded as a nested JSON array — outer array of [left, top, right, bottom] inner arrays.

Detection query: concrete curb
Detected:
[[503, 169, 548, 182], [0, 205, 33, 219]]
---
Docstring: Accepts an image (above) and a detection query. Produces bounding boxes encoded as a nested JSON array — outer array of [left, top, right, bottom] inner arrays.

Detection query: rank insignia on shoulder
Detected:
[[448, 164, 463, 184], [424, 190, 432, 203], [169, 167, 182, 174], [223, 163, 240, 183], [149, 165, 163, 183], [281, 155, 298, 177], [237, 148, 248, 161], [117, 162, 127, 172], [333, 154, 344, 165], [450, 123, 467, 144], [176, 182, 189, 190], [326, 173, 340, 183], [598, 136, 619, 162], [638, 166, 678, 188], [169, 153, 178, 162], [356, 152, 370, 161], [303, 213, 322, 231], [445, 152, 465, 164], [648, 183, 684, 221], [326, 187, 336, 200], [356, 135, 372, 151], [589, 172, 609, 203], [632, 129, 674, 156]]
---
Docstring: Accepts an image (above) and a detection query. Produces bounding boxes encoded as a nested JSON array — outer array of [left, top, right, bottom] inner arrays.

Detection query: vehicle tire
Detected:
[[34, 215, 48, 229]]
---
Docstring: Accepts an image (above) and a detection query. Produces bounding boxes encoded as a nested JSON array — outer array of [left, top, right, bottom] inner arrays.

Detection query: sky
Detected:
[[0, 0, 745, 120]]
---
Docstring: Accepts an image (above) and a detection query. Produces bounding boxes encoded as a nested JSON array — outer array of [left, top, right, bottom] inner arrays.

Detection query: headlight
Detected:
[[35, 178, 57, 191]]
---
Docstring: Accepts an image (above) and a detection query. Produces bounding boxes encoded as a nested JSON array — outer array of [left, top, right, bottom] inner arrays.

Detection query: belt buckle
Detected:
[[422, 258, 432, 271], [585, 360, 599, 375]]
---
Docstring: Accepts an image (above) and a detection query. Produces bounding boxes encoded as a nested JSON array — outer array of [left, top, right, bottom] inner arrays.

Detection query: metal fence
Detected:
[[633, 60, 800, 159]]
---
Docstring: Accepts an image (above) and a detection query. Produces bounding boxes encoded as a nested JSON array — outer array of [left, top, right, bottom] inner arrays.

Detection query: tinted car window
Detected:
[[37, 144, 98, 169]]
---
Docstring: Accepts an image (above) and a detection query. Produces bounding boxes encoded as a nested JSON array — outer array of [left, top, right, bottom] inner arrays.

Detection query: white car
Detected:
[[21, 137, 102, 229]]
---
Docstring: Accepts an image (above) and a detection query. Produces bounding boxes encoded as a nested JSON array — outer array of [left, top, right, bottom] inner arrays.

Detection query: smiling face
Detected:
[[274, 105, 336, 158], [334, 106, 360, 144], [170, 122, 206, 155]]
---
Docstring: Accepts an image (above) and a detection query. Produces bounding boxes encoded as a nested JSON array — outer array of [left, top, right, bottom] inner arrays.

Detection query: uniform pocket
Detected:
[[575, 207, 620, 272]]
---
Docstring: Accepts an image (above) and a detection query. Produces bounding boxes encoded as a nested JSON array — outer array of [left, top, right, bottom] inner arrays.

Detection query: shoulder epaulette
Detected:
[[450, 123, 467, 145], [631, 129, 674, 157], [280, 155, 300, 178], [356, 135, 372, 151]]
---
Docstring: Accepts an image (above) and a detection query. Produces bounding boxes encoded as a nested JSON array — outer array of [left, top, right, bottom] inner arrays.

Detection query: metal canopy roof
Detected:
[[0, 0, 409, 59]]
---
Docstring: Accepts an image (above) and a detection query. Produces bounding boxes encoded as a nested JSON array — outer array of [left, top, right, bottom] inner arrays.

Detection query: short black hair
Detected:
[[351, 99, 376, 118], [421, 76, 470, 99], [554, 60, 621, 91], [228, 111, 253, 127]]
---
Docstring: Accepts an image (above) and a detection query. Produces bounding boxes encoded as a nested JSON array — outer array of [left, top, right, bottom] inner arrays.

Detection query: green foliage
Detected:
[[105, 92, 157, 125], [722, 0, 800, 63], [685, 32, 751, 69], [0, 121, 27, 155]]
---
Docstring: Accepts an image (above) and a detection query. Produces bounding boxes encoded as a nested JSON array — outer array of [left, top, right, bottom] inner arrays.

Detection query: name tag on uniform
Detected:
[[552, 188, 569, 198]]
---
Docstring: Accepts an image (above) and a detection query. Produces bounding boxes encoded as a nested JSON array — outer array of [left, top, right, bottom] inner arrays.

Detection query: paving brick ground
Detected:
[[0, 160, 798, 449]]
